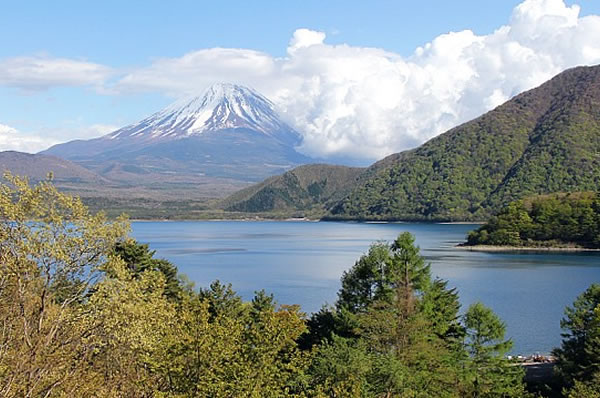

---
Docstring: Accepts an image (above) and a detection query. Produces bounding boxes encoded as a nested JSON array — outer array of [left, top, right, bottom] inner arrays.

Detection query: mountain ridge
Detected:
[[220, 164, 364, 216], [0, 151, 107, 184], [42, 83, 312, 184]]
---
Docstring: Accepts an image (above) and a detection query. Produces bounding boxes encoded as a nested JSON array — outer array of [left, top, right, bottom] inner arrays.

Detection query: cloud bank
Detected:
[[1, 0, 600, 160]]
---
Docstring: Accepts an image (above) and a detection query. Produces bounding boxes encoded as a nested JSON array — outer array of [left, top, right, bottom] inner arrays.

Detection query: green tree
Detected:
[[463, 302, 527, 397], [163, 289, 309, 397], [307, 233, 474, 397], [83, 260, 178, 397], [338, 232, 431, 313], [114, 239, 183, 301], [553, 284, 600, 388], [565, 371, 600, 398], [309, 335, 373, 398]]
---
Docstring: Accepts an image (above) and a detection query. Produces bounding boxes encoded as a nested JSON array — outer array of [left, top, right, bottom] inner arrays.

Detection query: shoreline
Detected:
[[128, 217, 486, 224], [455, 244, 600, 252]]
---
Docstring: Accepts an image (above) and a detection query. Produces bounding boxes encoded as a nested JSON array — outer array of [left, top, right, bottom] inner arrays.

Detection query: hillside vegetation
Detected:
[[328, 65, 600, 221], [221, 164, 364, 217], [465, 192, 600, 248]]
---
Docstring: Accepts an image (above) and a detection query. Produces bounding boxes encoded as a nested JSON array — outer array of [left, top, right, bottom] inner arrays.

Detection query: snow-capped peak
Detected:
[[106, 83, 297, 143]]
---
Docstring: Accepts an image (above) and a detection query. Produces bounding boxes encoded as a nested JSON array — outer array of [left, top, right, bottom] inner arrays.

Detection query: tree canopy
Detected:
[[466, 192, 600, 248]]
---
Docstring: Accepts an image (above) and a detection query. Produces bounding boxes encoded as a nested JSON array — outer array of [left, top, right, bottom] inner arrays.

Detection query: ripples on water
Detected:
[[131, 221, 600, 355]]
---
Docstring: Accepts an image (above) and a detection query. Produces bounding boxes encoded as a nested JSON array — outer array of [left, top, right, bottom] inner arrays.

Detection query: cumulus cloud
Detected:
[[112, 0, 600, 162], [0, 124, 58, 153], [0, 55, 112, 91]]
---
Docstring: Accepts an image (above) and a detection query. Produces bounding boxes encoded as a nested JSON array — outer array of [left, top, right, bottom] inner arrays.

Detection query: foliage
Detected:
[[467, 192, 600, 248], [565, 371, 600, 398], [553, 284, 600, 389], [463, 302, 526, 397], [0, 175, 311, 397], [114, 238, 184, 300], [304, 232, 530, 397], [0, 173, 129, 397]]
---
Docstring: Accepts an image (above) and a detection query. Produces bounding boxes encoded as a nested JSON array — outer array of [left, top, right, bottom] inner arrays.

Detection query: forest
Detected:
[[466, 192, 600, 248], [1, 175, 599, 397]]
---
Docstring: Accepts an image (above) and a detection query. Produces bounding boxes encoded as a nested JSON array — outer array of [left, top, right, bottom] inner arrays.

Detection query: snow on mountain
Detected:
[[106, 83, 297, 144], [41, 83, 312, 183]]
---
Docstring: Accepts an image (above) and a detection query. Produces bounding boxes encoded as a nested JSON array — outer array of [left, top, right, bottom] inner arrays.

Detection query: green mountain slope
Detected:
[[329, 65, 600, 221], [221, 164, 364, 216]]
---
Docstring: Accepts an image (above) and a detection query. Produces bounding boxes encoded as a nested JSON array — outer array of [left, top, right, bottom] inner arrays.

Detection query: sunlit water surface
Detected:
[[131, 221, 600, 355]]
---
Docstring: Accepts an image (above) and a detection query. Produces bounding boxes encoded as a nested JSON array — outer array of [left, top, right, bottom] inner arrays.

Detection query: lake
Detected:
[[131, 221, 600, 355]]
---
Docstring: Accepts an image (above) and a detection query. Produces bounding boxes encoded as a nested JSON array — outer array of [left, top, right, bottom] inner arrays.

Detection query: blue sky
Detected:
[[0, 1, 544, 58], [1, 0, 599, 161]]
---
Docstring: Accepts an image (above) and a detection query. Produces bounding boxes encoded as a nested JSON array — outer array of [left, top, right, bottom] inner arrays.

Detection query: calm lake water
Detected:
[[131, 221, 600, 355]]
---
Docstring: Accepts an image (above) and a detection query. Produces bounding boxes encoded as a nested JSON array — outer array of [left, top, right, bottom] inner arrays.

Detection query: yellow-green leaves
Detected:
[[0, 173, 130, 397]]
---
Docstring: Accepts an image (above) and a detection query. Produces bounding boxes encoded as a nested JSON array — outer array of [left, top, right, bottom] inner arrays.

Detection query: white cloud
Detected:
[[288, 29, 326, 53], [0, 123, 118, 154], [78, 124, 120, 138], [111, 0, 600, 162], [114, 49, 278, 96], [0, 55, 112, 91], [0, 124, 58, 153]]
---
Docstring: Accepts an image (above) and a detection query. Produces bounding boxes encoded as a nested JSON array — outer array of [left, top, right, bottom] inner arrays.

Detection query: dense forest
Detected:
[[466, 192, 600, 248], [1, 175, 599, 397]]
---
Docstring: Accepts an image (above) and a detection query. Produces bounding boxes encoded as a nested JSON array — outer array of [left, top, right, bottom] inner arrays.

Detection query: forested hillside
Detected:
[[221, 164, 364, 216], [328, 65, 600, 221]]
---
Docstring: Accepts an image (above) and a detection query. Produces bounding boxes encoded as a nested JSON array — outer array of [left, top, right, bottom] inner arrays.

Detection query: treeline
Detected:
[[467, 192, 600, 248], [1, 176, 599, 397]]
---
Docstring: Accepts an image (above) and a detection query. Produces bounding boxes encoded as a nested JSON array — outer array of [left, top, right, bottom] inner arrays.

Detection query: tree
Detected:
[[114, 239, 183, 301], [308, 233, 469, 397], [421, 278, 464, 344], [554, 284, 600, 387], [337, 243, 390, 313], [0, 174, 129, 397], [337, 232, 431, 314], [566, 371, 600, 398], [462, 302, 527, 397], [163, 289, 309, 397], [82, 260, 178, 396], [309, 335, 373, 397]]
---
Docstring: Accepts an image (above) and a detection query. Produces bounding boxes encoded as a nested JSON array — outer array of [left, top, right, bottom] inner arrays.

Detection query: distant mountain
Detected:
[[43, 83, 312, 183], [221, 164, 364, 215], [328, 64, 600, 221], [0, 151, 106, 184]]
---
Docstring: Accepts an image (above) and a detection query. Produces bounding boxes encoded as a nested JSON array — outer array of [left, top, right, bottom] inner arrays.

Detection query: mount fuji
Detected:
[[43, 83, 312, 184]]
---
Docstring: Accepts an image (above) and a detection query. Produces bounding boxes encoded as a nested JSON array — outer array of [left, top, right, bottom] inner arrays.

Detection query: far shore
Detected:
[[127, 217, 487, 224], [455, 244, 600, 252]]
